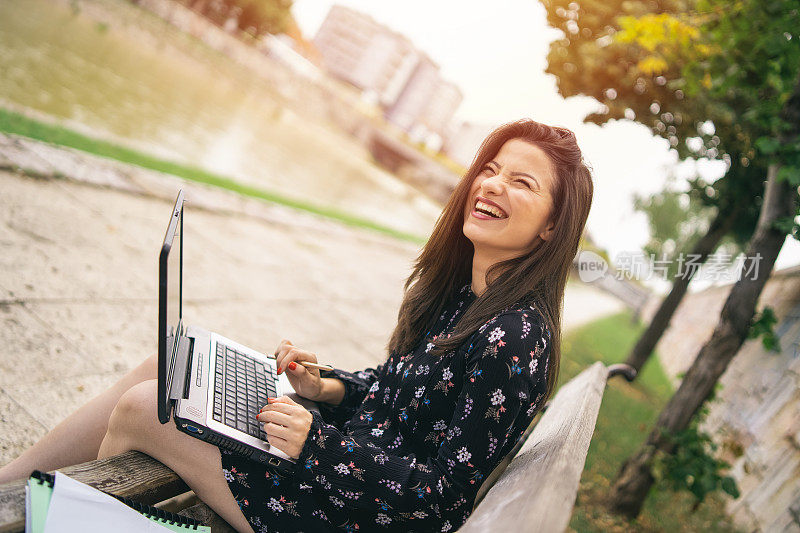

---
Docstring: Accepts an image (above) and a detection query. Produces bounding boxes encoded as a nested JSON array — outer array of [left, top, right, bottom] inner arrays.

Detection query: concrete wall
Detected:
[[641, 266, 800, 532]]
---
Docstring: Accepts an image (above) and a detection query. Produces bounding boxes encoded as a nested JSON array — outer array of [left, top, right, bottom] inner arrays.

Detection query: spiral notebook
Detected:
[[25, 470, 211, 532]]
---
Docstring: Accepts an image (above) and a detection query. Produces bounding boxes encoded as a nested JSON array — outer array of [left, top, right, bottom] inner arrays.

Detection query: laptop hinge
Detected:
[[169, 335, 193, 401]]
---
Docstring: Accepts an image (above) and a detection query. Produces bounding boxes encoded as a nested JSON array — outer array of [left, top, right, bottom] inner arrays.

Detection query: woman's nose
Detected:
[[480, 173, 506, 195]]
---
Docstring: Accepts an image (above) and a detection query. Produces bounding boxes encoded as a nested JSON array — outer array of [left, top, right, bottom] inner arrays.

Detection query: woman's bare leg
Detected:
[[99, 379, 255, 533], [0, 354, 158, 483]]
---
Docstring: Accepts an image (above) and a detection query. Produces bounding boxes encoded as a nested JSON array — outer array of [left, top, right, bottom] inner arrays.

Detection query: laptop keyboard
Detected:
[[213, 343, 278, 440]]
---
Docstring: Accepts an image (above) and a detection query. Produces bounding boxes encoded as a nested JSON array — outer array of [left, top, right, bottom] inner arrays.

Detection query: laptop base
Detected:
[[174, 414, 298, 476]]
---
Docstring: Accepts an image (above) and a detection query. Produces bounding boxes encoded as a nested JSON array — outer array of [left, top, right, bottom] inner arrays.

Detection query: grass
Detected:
[[0, 107, 428, 245], [562, 310, 744, 532]]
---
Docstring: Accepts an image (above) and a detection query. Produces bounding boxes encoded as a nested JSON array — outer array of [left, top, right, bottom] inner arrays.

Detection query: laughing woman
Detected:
[[0, 118, 593, 533]]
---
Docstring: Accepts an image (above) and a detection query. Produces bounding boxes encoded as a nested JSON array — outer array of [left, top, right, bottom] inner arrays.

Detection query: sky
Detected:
[[291, 0, 800, 294]]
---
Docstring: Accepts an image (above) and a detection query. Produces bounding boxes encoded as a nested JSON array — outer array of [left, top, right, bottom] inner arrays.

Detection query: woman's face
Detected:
[[463, 138, 556, 260]]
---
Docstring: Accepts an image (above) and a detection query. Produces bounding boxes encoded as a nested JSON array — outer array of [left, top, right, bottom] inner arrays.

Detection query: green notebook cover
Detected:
[[26, 474, 53, 533], [26, 470, 211, 532]]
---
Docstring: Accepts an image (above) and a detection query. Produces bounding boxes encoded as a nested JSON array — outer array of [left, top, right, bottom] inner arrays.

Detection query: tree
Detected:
[[540, 0, 780, 374], [632, 169, 739, 281], [614, 0, 800, 516], [610, 73, 800, 515], [624, 159, 761, 372], [541, 0, 800, 517]]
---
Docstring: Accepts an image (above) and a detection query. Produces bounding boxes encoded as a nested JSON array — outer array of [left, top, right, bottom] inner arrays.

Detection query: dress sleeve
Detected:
[[294, 310, 552, 531], [316, 363, 386, 428]]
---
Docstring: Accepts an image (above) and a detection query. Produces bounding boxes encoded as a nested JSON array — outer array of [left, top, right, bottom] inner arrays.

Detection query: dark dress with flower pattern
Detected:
[[220, 283, 552, 533]]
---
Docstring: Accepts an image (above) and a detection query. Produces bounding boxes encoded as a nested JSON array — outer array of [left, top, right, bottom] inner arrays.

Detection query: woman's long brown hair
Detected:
[[385, 118, 594, 403]]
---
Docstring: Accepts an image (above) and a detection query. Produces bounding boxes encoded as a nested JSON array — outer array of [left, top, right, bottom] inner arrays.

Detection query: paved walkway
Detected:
[[0, 133, 623, 465]]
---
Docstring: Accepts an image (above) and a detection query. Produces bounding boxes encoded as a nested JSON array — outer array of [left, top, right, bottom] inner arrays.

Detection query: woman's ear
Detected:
[[540, 219, 555, 242]]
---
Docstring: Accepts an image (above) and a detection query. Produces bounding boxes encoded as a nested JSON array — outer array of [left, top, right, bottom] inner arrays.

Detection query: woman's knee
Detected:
[[134, 353, 158, 381], [107, 379, 158, 441]]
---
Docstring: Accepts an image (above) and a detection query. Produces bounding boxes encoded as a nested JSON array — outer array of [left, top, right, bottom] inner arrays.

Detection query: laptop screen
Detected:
[[158, 190, 185, 423], [167, 206, 182, 346]]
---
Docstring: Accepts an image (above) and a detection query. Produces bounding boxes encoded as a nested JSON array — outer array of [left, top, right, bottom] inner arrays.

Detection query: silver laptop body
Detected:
[[158, 190, 318, 475]]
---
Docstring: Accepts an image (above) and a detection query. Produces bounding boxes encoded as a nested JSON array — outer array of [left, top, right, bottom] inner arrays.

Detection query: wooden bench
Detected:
[[0, 361, 635, 532]]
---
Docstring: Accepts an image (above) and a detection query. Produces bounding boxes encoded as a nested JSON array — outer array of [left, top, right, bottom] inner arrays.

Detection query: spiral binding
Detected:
[[30, 470, 202, 529]]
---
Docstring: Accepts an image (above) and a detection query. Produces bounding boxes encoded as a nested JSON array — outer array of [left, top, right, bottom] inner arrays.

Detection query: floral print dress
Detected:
[[220, 283, 552, 532]]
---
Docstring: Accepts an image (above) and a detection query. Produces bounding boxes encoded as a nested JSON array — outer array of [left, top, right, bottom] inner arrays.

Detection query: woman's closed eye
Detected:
[[515, 179, 532, 189]]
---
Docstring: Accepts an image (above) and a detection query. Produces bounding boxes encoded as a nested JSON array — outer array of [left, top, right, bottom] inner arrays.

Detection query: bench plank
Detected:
[[179, 502, 237, 532], [2, 362, 621, 532], [0, 451, 188, 532], [458, 361, 608, 533]]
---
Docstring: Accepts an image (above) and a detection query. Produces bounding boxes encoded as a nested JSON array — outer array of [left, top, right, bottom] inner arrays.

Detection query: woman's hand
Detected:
[[274, 339, 324, 401], [256, 396, 313, 460]]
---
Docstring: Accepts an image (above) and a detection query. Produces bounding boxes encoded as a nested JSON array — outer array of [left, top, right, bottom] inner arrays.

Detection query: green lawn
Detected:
[[0, 107, 427, 245], [563, 310, 743, 532]]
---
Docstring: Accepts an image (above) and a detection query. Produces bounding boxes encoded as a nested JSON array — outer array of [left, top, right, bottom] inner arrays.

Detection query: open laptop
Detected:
[[158, 189, 319, 476]]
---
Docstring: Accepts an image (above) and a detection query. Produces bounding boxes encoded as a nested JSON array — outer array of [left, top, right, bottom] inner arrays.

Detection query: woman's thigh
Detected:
[[100, 379, 255, 533]]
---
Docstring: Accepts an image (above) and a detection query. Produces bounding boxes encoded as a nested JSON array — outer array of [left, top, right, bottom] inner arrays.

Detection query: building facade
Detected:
[[443, 120, 496, 168], [313, 5, 462, 147]]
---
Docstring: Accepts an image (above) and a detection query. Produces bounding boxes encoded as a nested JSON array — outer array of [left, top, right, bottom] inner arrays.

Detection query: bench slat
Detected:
[[1, 362, 613, 532], [179, 502, 237, 532], [0, 451, 188, 532], [458, 361, 608, 533]]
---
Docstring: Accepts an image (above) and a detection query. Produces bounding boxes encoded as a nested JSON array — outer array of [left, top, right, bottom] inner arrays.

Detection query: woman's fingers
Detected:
[[262, 421, 290, 439], [255, 409, 293, 426], [265, 433, 289, 449], [258, 400, 297, 416], [278, 348, 300, 374], [274, 339, 293, 366], [277, 347, 318, 375], [256, 398, 313, 460], [274, 339, 291, 356]]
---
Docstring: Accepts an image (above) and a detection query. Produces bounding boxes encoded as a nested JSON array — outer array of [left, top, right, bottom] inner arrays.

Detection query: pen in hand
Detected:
[[297, 361, 334, 371]]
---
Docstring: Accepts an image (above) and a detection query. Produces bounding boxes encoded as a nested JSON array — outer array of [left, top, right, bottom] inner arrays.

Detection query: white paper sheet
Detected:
[[43, 471, 172, 533], [25, 485, 31, 533]]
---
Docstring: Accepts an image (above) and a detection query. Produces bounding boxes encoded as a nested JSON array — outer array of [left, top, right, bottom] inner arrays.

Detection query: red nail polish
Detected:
[[277, 366, 283, 375], [267, 397, 276, 403], [288, 361, 297, 371]]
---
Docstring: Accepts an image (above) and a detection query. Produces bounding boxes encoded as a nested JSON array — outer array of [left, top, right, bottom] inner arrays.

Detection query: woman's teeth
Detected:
[[475, 200, 507, 219]]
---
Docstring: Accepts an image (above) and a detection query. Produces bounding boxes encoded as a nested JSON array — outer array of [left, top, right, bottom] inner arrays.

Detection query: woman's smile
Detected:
[[471, 196, 509, 220]]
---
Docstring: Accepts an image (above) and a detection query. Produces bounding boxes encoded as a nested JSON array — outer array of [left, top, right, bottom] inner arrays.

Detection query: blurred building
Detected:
[[384, 53, 439, 133], [443, 120, 496, 168], [313, 5, 462, 149], [420, 79, 463, 145], [260, 34, 323, 82], [282, 13, 323, 66]]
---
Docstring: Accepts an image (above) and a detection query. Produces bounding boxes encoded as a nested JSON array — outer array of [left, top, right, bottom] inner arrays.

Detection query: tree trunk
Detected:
[[607, 74, 800, 518], [624, 203, 741, 373]]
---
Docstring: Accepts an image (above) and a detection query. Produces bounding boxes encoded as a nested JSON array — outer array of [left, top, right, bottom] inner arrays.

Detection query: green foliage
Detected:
[[632, 171, 736, 279], [755, 136, 781, 156], [540, 0, 800, 250], [651, 402, 741, 509], [686, 0, 800, 158], [776, 165, 800, 187], [747, 306, 781, 352], [771, 214, 800, 241]]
